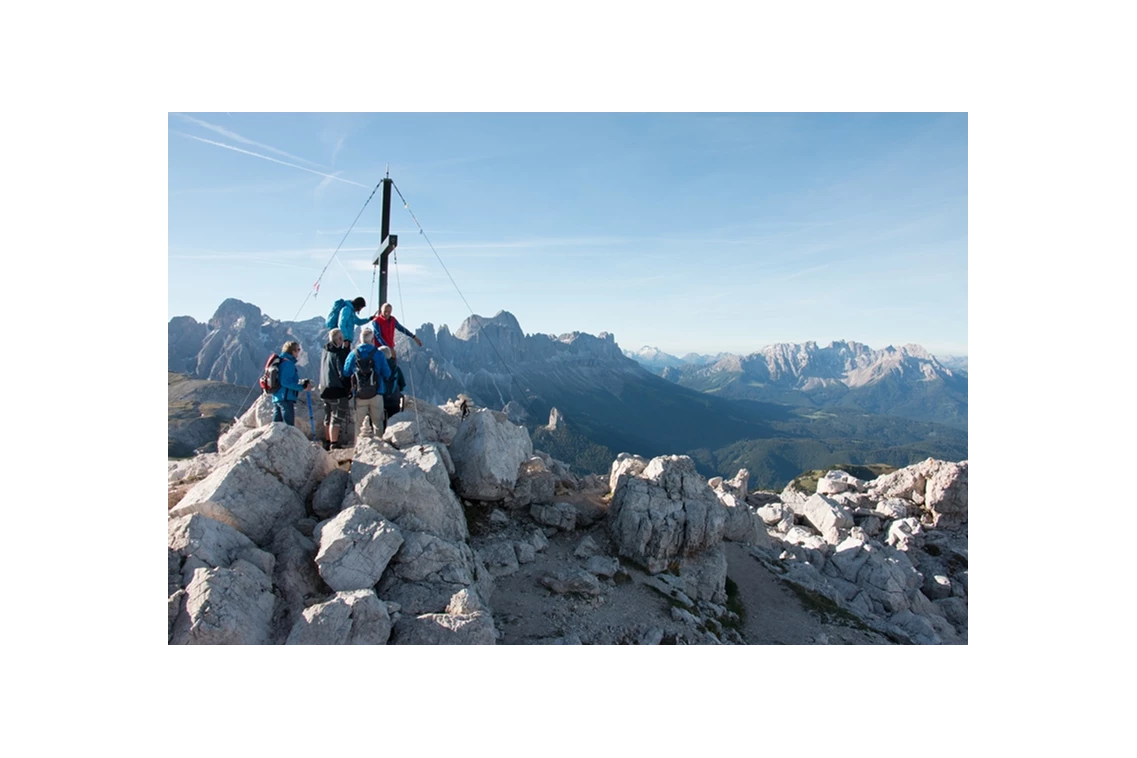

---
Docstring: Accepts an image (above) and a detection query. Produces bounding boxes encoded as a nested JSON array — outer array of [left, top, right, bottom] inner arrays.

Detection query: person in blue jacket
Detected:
[[272, 341, 311, 426], [343, 327, 392, 438], [337, 297, 372, 347]]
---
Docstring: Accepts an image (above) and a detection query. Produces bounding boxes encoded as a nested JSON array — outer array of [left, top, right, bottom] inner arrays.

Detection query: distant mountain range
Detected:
[[625, 342, 967, 428], [621, 346, 728, 372], [168, 299, 967, 488]]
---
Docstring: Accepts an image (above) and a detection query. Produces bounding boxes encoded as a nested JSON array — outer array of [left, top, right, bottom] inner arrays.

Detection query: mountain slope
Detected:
[[168, 301, 967, 487]]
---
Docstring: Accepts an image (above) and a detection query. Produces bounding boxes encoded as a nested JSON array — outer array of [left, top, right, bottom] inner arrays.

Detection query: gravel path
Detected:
[[724, 542, 893, 645]]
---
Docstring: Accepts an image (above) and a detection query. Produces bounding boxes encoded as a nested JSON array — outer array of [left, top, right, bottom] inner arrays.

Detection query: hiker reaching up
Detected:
[[272, 341, 311, 426], [334, 296, 372, 347], [370, 302, 422, 361], [343, 327, 392, 439]]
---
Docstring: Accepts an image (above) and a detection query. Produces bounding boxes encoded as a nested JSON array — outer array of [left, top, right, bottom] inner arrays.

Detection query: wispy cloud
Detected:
[[171, 178, 313, 196], [173, 113, 325, 168], [314, 172, 342, 197], [316, 226, 458, 238], [174, 132, 372, 190], [780, 264, 831, 280], [170, 246, 377, 261], [346, 260, 430, 276]]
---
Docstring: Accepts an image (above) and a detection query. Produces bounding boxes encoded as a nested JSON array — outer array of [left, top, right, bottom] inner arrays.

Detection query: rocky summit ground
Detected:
[[462, 492, 893, 645], [168, 394, 967, 645]]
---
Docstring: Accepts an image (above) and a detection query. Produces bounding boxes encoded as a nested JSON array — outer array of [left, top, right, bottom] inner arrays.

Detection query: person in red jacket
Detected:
[[370, 302, 422, 361]]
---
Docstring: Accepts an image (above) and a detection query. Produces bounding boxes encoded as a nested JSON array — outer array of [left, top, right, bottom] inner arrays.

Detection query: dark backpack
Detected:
[[384, 363, 405, 398], [353, 349, 380, 399], [325, 298, 348, 329], [259, 353, 282, 394]]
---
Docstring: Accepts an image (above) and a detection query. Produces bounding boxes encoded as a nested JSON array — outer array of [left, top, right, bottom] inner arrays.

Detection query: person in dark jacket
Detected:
[[382, 351, 407, 429], [343, 327, 392, 438], [336, 296, 372, 347], [319, 328, 352, 450], [272, 341, 311, 426]]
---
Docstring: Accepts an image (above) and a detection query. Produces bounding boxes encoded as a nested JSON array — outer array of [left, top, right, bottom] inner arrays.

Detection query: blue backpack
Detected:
[[325, 299, 348, 329]]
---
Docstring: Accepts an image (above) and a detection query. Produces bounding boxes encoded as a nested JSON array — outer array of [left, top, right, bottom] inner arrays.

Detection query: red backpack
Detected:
[[259, 354, 282, 394]]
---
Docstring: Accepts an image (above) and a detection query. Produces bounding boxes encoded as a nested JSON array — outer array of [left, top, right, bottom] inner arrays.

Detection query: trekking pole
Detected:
[[305, 389, 316, 442]]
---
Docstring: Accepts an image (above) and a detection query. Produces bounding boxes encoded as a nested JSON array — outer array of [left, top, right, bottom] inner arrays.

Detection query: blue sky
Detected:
[[169, 112, 967, 356]]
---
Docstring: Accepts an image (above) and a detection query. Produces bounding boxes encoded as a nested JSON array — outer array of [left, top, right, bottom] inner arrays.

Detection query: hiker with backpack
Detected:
[[343, 326, 392, 439], [382, 349, 407, 427], [327, 296, 372, 347], [319, 327, 352, 450], [369, 302, 422, 361], [264, 341, 311, 426]]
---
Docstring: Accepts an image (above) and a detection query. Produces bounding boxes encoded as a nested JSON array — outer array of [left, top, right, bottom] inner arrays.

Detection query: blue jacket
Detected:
[[342, 343, 392, 394], [338, 303, 373, 343], [272, 352, 307, 403]]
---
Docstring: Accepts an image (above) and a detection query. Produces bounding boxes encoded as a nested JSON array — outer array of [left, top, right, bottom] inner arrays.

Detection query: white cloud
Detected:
[[173, 113, 326, 168], [174, 132, 371, 189]]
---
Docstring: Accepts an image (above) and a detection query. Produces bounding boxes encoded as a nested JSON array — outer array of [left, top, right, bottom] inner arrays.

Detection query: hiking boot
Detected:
[[321, 439, 331, 451], [331, 441, 350, 450]]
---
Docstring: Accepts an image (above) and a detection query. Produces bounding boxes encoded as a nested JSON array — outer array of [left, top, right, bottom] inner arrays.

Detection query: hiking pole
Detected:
[[305, 389, 316, 442]]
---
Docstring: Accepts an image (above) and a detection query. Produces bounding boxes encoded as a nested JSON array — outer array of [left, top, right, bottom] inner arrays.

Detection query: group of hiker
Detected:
[[264, 297, 417, 450]]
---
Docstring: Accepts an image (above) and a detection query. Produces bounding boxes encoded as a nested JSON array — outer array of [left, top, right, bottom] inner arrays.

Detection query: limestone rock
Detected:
[[170, 560, 275, 645], [585, 555, 620, 578], [540, 569, 604, 596], [285, 589, 392, 645], [448, 409, 534, 501], [531, 502, 577, 531], [478, 540, 520, 577], [312, 468, 350, 520], [446, 588, 486, 615], [873, 498, 910, 520], [515, 541, 536, 564], [886, 517, 924, 552], [756, 503, 787, 526], [799, 493, 855, 545], [574, 536, 600, 558], [608, 453, 648, 494], [924, 574, 953, 600], [377, 531, 481, 615], [383, 397, 461, 447], [530, 529, 549, 552], [169, 457, 305, 547], [271, 526, 326, 629], [607, 455, 726, 573], [391, 610, 496, 645], [343, 439, 468, 543], [168, 513, 275, 585], [925, 461, 968, 527], [314, 506, 405, 592], [503, 456, 556, 510]]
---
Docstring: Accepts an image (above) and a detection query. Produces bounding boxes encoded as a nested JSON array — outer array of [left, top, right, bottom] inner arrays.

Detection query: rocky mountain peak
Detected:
[[455, 310, 523, 341], [209, 298, 264, 332]]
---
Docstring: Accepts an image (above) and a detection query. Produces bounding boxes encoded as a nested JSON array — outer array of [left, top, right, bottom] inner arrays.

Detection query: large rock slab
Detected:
[[925, 461, 968, 527], [169, 458, 306, 547], [314, 506, 405, 592], [383, 397, 462, 447], [798, 493, 855, 545], [391, 610, 496, 645], [168, 513, 275, 587], [867, 458, 943, 504], [343, 439, 468, 543], [607, 455, 726, 573], [377, 531, 485, 615], [503, 457, 556, 510], [448, 409, 534, 501], [170, 560, 275, 645], [285, 590, 392, 645], [712, 477, 769, 547], [219, 422, 332, 497]]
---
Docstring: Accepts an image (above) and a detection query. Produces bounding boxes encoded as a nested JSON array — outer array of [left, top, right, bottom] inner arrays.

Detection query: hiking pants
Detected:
[[354, 395, 384, 436]]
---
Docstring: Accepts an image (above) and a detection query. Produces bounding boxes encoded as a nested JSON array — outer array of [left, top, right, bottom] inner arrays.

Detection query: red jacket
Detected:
[[371, 314, 414, 354]]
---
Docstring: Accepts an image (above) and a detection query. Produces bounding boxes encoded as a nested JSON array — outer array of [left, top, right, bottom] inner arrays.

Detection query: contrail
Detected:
[[175, 132, 370, 189], [174, 113, 325, 168]]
